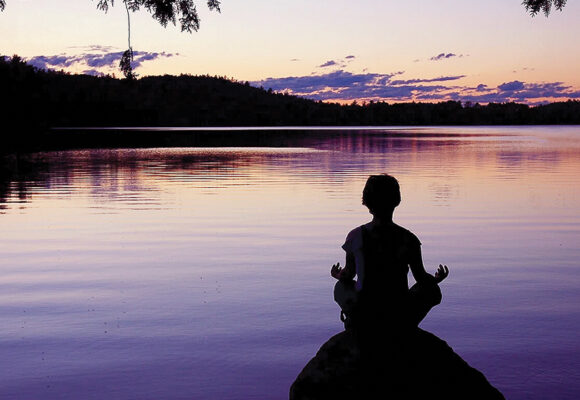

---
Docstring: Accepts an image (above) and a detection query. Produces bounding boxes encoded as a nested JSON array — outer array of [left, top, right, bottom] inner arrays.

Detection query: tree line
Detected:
[[2, 55, 580, 152]]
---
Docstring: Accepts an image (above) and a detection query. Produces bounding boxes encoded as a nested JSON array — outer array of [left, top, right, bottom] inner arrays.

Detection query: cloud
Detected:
[[319, 60, 339, 68], [429, 52, 465, 61], [82, 69, 106, 77], [391, 75, 466, 85], [67, 45, 117, 53], [290, 58, 300, 62], [513, 66, 536, 73], [251, 70, 580, 104], [498, 80, 525, 91], [84, 52, 124, 68], [27, 55, 78, 70], [454, 81, 580, 104], [251, 70, 458, 101], [255, 70, 392, 94], [26, 47, 177, 75], [316, 55, 355, 69]]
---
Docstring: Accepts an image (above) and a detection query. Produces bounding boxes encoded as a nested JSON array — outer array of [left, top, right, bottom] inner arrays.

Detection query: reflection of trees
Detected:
[[0, 154, 52, 212], [0, 149, 273, 211], [1, 131, 577, 212], [0, 151, 156, 211]]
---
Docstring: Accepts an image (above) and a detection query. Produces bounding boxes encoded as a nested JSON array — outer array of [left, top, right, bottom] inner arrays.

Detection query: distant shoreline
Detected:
[[4, 56, 580, 154]]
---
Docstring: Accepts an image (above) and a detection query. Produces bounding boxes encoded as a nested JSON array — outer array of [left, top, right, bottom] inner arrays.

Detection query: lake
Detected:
[[1, 126, 579, 400]]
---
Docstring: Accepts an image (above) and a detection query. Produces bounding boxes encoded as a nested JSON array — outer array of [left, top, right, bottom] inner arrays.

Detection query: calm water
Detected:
[[1, 126, 579, 400]]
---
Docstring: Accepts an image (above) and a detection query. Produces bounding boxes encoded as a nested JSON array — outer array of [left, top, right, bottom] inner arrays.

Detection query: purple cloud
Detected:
[[83, 52, 124, 68], [430, 52, 463, 61], [345, 55, 355, 59], [455, 81, 580, 104], [251, 70, 580, 104], [254, 70, 391, 94], [319, 60, 339, 68], [391, 75, 466, 85], [26, 55, 78, 70], [26, 49, 177, 75], [82, 69, 106, 77], [498, 80, 525, 91], [251, 70, 460, 101]]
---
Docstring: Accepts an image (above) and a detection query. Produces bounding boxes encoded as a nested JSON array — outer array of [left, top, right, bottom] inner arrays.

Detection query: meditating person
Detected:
[[331, 174, 449, 336]]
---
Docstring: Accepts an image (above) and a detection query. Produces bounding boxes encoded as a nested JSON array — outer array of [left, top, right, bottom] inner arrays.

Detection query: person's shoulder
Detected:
[[346, 224, 367, 239], [392, 223, 421, 245], [342, 224, 366, 251]]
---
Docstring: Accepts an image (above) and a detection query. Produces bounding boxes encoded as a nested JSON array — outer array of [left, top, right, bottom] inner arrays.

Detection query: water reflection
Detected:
[[3, 127, 574, 211], [1, 127, 580, 400]]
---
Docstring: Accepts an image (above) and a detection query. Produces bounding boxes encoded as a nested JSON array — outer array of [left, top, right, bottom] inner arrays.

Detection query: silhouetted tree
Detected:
[[95, 0, 221, 32], [523, 0, 567, 16], [98, 1, 221, 78], [118, 1, 137, 79], [3, 54, 580, 139], [0, 1, 222, 78], [120, 48, 137, 80], [1, 1, 568, 20], [0, 1, 221, 31]]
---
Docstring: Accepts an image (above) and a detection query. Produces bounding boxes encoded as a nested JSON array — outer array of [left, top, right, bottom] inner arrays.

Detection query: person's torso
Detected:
[[359, 222, 414, 303]]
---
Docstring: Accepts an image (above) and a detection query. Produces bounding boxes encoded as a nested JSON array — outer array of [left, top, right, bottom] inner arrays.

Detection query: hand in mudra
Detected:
[[434, 264, 449, 283], [331, 262, 342, 279]]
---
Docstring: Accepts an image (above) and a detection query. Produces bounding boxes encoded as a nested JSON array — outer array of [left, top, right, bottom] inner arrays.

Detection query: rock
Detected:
[[289, 328, 505, 400]]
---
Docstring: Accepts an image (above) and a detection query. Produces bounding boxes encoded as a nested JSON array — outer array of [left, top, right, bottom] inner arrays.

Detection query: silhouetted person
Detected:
[[331, 174, 449, 337]]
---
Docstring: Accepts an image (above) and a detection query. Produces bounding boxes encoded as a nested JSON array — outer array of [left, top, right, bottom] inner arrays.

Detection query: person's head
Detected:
[[362, 174, 401, 216]]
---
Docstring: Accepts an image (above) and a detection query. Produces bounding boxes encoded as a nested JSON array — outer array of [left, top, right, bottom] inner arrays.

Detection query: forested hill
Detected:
[[3, 55, 580, 138]]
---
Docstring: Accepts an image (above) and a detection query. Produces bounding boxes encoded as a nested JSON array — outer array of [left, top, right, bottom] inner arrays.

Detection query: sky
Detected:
[[1, 0, 580, 104]]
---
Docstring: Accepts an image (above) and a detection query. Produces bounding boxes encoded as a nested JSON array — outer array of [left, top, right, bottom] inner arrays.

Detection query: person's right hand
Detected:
[[434, 264, 449, 283]]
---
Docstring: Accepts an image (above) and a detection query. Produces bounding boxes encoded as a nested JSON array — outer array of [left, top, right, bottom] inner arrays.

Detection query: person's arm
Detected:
[[409, 244, 435, 284], [331, 252, 356, 281], [409, 244, 449, 284]]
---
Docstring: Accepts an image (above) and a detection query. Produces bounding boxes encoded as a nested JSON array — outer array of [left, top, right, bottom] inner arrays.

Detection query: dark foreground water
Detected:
[[1, 127, 579, 400]]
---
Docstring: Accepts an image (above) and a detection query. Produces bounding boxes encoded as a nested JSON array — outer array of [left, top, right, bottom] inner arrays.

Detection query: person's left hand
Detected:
[[331, 262, 342, 279], [434, 264, 449, 283]]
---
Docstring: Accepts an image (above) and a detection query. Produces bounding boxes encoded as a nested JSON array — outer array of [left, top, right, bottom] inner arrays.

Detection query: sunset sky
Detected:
[[1, 0, 579, 104]]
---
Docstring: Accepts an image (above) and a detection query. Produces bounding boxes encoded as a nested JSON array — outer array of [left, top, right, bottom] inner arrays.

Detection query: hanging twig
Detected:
[[119, 0, 137, 79], [125, 0, 131, 49]]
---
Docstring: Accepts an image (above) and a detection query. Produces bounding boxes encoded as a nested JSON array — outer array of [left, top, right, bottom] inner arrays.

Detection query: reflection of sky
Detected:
[[1, 127, 580, 399]]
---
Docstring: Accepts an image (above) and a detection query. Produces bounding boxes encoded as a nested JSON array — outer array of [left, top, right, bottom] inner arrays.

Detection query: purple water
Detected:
[[1, 126, 579, 399]]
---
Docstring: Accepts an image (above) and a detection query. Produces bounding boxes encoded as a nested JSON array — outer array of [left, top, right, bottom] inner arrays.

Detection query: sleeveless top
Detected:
[[342, 222, 421, 307]]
